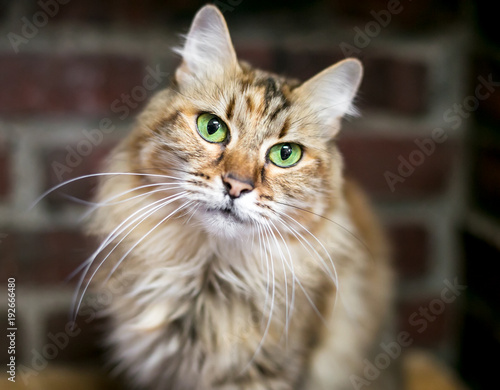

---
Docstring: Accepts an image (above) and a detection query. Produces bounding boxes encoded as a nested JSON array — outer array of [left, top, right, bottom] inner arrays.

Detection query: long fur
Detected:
[[83, 5, 393, 390]]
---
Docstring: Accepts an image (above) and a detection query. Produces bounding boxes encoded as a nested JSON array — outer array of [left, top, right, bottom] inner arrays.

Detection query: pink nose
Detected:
[[222, 174, 254, 198]]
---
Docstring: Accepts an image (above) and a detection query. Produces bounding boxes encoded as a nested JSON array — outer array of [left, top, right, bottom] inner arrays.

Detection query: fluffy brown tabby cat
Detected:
[[85, 5, 393, 390]]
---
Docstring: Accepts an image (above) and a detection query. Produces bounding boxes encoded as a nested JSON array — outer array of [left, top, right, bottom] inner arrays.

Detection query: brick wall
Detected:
[[0, 0, 479, 387]]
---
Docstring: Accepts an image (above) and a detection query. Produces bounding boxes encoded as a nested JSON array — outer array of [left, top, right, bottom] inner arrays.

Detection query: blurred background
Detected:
[[0, 0, 498, 389]]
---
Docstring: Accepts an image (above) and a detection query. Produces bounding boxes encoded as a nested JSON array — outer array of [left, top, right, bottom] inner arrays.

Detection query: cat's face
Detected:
[[128, 6, 362, 239]]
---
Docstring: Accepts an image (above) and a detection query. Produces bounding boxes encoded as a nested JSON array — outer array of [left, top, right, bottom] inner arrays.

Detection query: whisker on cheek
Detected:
[[266, 219, 327, 326], [31, 172, 185, 209], [241, 221, 276, 374], [184, 203, 203, 225], [103, 200, 194, 283], [72, 191, 189, 319], [67, 185, 184, 282], [80, 182, 185, 221], [274, 211, 338, 288], [274, 200, 374, 262], [266, 219, 295, 341]]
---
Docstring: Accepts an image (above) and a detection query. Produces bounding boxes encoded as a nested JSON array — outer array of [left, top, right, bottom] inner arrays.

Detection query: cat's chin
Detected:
[[198, 208, 254, 239]]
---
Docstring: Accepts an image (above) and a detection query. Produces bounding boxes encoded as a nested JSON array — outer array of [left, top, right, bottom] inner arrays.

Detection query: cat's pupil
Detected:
[[207, 118, 221, 135], [280, 144, 293, 160]]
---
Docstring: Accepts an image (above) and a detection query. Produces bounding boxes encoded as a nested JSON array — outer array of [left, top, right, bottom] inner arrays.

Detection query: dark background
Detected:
[[0, 1, 499, 389]]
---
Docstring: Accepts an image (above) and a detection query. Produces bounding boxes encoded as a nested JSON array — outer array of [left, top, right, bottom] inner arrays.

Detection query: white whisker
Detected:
[[262, 220, 289, 341], [71, 191, 188, 318], [30, 172, 185, 209], [266, 219, 296, 339], [273, 212, 341, 321], [241, 220, 275, 374], [79, 182, 185, 221], [266, 218, 329, 326], [276, 200, 374, 262], [256, 222, 270, 324], [103, 200, 194, 283], [276, 211, 338, 290], [184, 203, 202, 225]]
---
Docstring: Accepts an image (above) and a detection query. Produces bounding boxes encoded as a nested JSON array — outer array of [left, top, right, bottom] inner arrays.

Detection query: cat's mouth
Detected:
[[197, 204, 253, 238], [205, 204, 246, 224]]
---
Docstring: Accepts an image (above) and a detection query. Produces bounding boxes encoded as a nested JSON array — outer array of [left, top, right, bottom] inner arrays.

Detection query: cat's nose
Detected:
[[222, 174, 254, 199]]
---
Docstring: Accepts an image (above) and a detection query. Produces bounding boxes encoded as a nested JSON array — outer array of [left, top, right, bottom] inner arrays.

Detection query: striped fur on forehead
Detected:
[[172, 64, 300, 145], [235, 65, 299, 131]]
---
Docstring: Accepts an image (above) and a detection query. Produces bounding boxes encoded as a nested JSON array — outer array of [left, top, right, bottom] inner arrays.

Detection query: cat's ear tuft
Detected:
[[174, 5, 238, 85], [294, 58, 363, 135]]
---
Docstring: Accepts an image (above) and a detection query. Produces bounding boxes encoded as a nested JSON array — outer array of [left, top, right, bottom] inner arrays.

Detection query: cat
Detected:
[[83, 5, 394, 390]]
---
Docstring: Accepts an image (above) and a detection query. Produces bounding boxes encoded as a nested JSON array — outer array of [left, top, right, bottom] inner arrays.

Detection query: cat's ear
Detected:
[[294, 58, 363, 135], [174, 5, 238, 85]]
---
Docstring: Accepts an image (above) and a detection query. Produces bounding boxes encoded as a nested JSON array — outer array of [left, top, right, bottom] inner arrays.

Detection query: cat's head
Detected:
[[127, 5, 362, 239]]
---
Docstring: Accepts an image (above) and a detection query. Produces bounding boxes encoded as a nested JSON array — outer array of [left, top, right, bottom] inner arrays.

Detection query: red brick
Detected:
[[387, 223, 429, 280], [24, 230, 96, 285], [0, 230, 104, 286], [0, 53, 146, 118], [278, 48, 344, 82], [45, 142, 117, 205], [32, 0, 204, 25], [44, 0, 122, 24], [43, 310, 108, 363], [397, 297, 454, 347], [236, 43, 277, 72], [338, 134, 457, 198], [361, 55, 428, 115], [278, 48, 428, 115], [116, 0, 206, 24], [326, 0, 459, 30]]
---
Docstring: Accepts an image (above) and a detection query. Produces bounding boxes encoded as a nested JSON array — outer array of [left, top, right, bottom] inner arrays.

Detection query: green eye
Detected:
[[269, 143, 302, 168], [196, 113, 228, 143]]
